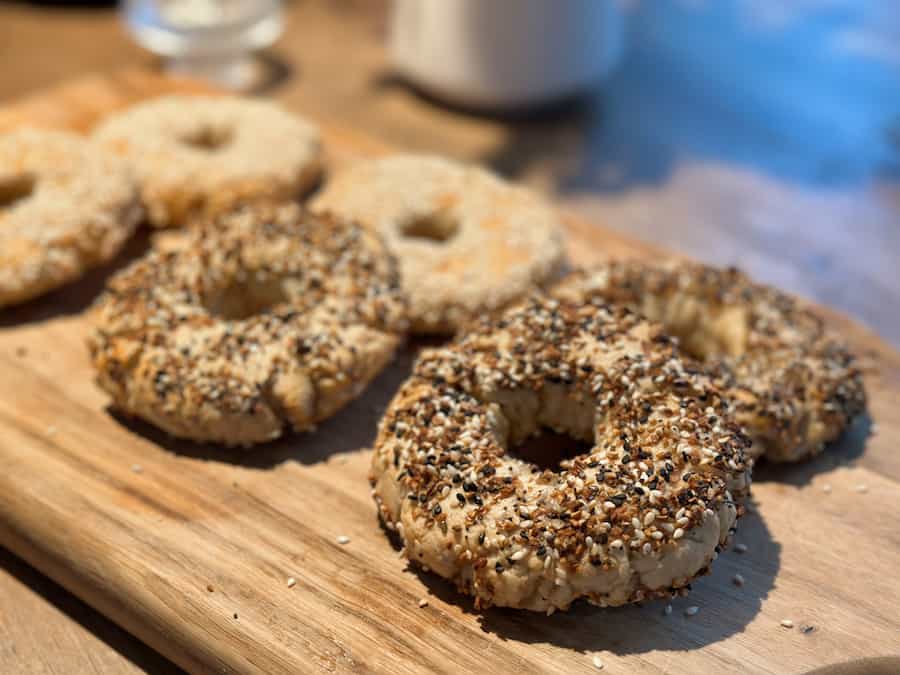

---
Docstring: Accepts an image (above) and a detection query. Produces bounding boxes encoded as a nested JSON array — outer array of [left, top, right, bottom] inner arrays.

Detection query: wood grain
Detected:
[[1, 71, 899, 675]]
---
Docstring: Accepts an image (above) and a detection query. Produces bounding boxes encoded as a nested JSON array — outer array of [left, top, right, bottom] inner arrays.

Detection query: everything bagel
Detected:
[[89, 203, 407, 446], [554, 261, 867, 462], [371, 295, 750, 612]]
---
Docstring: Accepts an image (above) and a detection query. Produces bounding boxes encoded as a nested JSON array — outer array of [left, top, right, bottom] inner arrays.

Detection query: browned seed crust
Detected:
[[0, 128, 141, 308], [312, 154, 568, 334], [93, 96, 323, 228], [89, 203, 408, 446], [554, 261, 867, 462], [371, 295, 751, 612]]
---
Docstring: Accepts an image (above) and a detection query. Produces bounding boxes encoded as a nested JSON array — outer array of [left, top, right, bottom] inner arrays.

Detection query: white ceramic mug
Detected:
[[390, 0, 625, 109]]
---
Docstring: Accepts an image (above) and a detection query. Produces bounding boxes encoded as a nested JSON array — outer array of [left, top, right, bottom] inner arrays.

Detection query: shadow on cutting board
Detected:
[[396, 495, 780, 656]]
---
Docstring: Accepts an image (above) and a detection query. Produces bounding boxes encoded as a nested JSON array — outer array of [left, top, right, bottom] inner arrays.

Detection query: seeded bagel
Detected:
[[372, 295, 750, 612], [313, 154, 567, 334], [89, 203, 407, 446], [94, 96, 322, 228], [0, 128, 141, 308], [554, 261, 867, 462]]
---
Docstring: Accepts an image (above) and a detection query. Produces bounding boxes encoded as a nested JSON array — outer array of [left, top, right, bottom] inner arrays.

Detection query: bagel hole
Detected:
[[508, 428, 593, 472], [180, 126, 233, 151], [205, 278, 292, 320], [400, 211, 460, 243], [0, 173, 36, 211]]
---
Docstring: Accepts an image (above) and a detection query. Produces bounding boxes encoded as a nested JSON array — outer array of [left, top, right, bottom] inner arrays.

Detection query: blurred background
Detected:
[[1, 1, 898, 672], [1, 1, 898, 344]]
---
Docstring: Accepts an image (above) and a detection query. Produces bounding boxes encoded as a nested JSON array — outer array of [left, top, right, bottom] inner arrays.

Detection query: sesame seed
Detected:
[[46, 426, 57, 436], [664, 604, 672, 616], [801, 625, 815, 634], [336, 535, 351, 545], [418, 598, 429, 608], [131, 464, 143, 474], [287, 577, 296, 588], [781, 619, 794, 628], [734, 543, 748, 553], [856, 484, 869, 494], [685, 606, 699, 616], [732, 573, 745, 587], [592, 655, 604, 669], [822, 484, 832, 494]]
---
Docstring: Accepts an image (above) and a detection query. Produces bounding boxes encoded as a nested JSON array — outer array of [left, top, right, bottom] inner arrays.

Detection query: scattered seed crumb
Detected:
[[856, 484, 869, 493], [734, 543, 748, 553], [870, 423, 878, 436], [206, 584, 214, 593], [823, 484, 832, 494], [733, 573, 745, 587], [418, 598, 428, 608], [664, 604, 672, 616], [336, 535, 351, 545], [685, 606, 699, 616], [781, 619, 794, 628], [287, 577, 296, 588], [592, 655, 604, 670], [131, 464, 143, 474], [801, 625, 815, 634], [233, 612, 239, 620]]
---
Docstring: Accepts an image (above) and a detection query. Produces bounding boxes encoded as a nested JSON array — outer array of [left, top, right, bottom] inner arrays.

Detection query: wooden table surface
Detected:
[[0, 2, 897, 673]]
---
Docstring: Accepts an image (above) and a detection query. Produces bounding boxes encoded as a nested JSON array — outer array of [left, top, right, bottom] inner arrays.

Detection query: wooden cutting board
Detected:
[[0, 71, 898, 675]]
